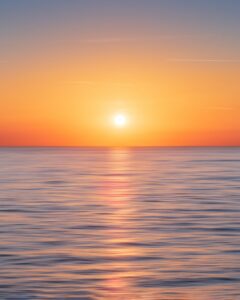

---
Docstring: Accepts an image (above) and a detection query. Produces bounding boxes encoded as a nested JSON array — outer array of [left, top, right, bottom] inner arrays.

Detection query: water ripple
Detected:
[[0, 147, 240, 299]]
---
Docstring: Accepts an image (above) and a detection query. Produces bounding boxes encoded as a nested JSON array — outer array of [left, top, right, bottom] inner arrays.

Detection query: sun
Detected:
[[114, 114, 127, 127]]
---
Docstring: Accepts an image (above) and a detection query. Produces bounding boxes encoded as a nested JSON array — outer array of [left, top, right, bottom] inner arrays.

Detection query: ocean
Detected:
[[0, 147, 240, 299]]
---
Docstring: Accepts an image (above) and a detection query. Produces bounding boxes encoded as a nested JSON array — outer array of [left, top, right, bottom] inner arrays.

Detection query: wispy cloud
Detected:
[[207, 106, 234, 111], [80, 35, 189, 44], [79, 38, 136, 44], [168, 58, 240, 63], [61, 80, 135, 87], [66, 80, 97, 86]]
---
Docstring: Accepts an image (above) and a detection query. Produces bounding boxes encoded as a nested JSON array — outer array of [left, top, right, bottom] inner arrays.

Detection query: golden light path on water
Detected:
[[96, 149, 142, 299]]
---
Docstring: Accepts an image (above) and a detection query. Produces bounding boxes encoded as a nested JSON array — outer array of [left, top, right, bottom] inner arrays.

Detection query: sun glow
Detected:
[[114, 114, 127, 127]]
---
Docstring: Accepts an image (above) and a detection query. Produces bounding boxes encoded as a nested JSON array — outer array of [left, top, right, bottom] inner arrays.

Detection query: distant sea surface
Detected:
[[0, 147, 240, 300]]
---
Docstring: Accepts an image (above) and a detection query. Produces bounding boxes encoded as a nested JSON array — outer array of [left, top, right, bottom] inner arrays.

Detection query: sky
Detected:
[[0, 0, 240, 146]]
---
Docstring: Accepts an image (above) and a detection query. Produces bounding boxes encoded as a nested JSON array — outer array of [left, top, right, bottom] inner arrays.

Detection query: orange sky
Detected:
[[1, 1, 240, 146]]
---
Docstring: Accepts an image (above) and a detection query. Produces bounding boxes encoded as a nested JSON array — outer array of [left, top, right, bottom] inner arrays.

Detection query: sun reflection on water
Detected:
[[95, 149, 144, 299]]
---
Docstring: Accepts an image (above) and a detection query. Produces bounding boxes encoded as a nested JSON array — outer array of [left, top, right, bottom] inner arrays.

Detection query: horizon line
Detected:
[[0, 145, 240, 149]]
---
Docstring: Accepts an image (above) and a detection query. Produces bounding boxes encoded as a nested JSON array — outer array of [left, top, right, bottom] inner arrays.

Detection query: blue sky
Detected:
[[0, 0, 239, 64]]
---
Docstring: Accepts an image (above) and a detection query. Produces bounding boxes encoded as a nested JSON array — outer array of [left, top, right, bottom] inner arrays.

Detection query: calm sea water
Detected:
[[0, 147, 240, 300]]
